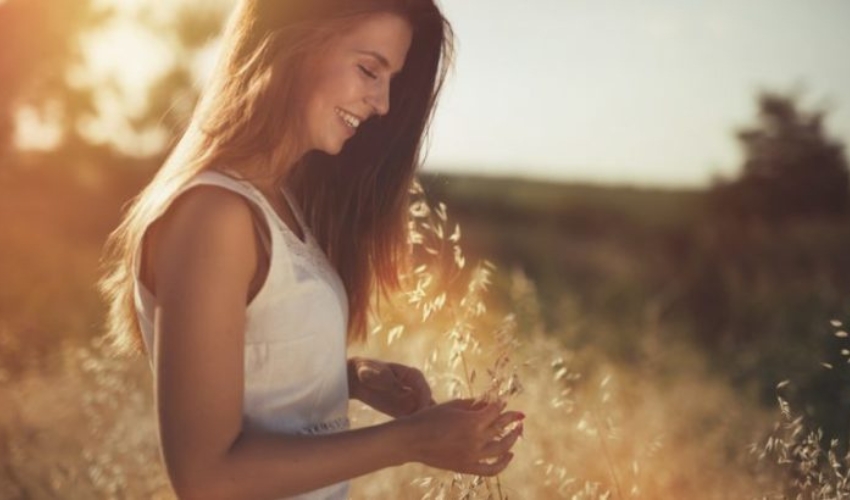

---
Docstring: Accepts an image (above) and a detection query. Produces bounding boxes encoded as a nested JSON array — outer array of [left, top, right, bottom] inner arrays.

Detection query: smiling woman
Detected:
[[97, 1, 524, 499]]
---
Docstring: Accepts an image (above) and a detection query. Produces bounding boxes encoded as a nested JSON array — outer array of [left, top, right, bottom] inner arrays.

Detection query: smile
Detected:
[[335, 107, 362, 129]]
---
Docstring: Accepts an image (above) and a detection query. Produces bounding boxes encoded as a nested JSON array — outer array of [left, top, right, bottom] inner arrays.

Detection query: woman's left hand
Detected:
[[348, 357, 436, 418]]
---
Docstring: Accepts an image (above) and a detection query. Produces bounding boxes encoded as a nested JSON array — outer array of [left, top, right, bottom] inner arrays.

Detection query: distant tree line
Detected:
[[709, 90, 849, 222]]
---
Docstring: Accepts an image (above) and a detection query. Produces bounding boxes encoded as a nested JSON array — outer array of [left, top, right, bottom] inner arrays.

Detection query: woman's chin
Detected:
[[322, 138, 350, 156], [325, 144, 344, 156]]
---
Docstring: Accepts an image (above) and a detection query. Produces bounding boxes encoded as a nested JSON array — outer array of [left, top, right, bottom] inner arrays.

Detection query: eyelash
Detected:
[[358, 65, 378, 80]]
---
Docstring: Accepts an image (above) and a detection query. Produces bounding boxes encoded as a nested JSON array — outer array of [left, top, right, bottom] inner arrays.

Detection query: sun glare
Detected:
[[94, 0, 146, 14], [13, 106, 63, 151], [81, 21, 175, 114], [63, 18, 178, 155]]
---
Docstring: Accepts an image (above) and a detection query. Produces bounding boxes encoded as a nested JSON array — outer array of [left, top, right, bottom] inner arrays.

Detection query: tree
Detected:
[[710, 89, 849, 221], [129, 4, 227, 142], [0, 0, 111, 160], [0, 1, 232, 164]]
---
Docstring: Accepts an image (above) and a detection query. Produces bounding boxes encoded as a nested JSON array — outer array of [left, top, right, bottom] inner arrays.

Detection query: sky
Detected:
[[426, 0, 850, 187], [19, 0, 850, 188]]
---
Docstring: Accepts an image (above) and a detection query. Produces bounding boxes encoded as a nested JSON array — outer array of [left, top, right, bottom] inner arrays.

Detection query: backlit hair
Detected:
[[98, 0, 455, 354]]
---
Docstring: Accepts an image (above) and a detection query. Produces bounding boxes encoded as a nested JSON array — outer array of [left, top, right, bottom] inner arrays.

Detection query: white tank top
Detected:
[[132, 169, 351, 500]]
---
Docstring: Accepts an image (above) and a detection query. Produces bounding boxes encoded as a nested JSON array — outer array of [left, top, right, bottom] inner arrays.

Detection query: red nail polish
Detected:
[[517, 412, 526, 420]]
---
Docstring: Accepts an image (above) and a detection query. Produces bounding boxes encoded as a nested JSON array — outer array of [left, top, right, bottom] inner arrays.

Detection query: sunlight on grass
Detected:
[[1, 165, 849, 498]]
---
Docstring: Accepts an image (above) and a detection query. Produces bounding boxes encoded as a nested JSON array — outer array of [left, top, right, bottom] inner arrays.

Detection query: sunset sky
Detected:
[[34, 0, 850, 188]]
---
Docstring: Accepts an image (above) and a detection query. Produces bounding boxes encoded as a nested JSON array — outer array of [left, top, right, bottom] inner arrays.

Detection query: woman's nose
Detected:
[[366, 82, 391, 117]]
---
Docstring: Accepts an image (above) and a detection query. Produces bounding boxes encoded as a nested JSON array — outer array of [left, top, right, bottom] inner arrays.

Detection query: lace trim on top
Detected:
[[298, 416, 351, 436]]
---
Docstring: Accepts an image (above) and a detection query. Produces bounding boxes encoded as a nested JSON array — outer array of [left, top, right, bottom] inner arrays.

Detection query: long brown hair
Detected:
[[98, 0, 455, 354]]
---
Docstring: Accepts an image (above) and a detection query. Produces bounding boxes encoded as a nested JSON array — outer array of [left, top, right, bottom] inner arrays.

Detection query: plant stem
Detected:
[[591, 402, 624, 500], [459, 346, 506, 500]]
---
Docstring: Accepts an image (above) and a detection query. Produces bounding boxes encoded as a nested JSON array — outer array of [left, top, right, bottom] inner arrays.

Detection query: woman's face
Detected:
[[299, 12, 413, 156]]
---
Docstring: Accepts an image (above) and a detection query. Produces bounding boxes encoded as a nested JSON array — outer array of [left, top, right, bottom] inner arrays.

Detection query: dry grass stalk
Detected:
[[396, 181, 523, 499], [750, 321, 850, 500]]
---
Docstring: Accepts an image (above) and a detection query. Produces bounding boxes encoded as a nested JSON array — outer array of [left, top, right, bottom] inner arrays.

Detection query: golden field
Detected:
[[2, 161, 849, 499]]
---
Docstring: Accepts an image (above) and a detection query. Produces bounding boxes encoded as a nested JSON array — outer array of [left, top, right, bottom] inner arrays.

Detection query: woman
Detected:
[[99, 0, 523, 498]]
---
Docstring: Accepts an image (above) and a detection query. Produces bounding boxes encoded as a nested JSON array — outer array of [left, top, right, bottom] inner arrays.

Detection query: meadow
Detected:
[[2, 160, 850, 499]]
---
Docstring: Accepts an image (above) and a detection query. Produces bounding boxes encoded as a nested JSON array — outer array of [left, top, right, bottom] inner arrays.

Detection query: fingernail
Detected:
[[516, 412, 526, 420]]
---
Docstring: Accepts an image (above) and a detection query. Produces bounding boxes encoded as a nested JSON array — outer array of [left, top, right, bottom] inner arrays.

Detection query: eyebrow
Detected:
[[355, 49, 403, 76]]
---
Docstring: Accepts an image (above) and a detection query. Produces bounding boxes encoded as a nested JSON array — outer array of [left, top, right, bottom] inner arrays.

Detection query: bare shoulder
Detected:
[[158, 184, 256, 238], [145, 184, 259, 296]]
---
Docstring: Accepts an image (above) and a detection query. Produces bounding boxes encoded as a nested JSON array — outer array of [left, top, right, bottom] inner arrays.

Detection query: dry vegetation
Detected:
[[1, 165, 849, 499]]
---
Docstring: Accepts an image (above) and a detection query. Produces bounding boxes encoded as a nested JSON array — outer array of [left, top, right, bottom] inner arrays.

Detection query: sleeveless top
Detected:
[[132, 169, 351, 500]]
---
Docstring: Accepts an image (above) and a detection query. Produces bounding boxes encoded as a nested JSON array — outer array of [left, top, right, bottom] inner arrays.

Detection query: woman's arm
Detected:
[[148, 186, 522, 500]]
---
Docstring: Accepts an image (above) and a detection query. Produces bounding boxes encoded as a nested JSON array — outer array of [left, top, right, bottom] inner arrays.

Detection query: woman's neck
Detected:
[[226, 152, 301, 194]]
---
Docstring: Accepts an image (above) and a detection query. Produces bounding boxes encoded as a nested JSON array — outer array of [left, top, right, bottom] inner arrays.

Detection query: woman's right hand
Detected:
[[399, 398, 524, 476]]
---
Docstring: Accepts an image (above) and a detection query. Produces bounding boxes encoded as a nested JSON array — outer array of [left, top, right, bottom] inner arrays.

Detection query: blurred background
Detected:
[[2, 0, 850, 497]]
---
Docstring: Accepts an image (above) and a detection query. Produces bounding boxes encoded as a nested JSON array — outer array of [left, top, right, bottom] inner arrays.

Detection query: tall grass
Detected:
[[349, 189, 775, 498], [2, 163, 850, 498]]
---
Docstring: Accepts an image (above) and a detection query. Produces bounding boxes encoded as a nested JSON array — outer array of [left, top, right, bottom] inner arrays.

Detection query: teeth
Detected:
[[335, 108, 361, 129]]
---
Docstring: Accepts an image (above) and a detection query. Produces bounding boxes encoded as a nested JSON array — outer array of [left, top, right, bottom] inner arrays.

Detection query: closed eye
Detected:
[[358, 64, 378, 80]]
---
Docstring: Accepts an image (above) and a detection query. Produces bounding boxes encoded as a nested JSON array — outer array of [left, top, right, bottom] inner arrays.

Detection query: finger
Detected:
[[486, 411, 525, 438], [475, 399, 507, 427], [411, 373, 433, 410], [390, 365, 432, 402], [462, 452, 514, 477], [359, 363, 395, 390], [480, 423, 522, 459], [385, 377, 414, 399], [394, 381, 414, 396], [400, 392, 421, 416]]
